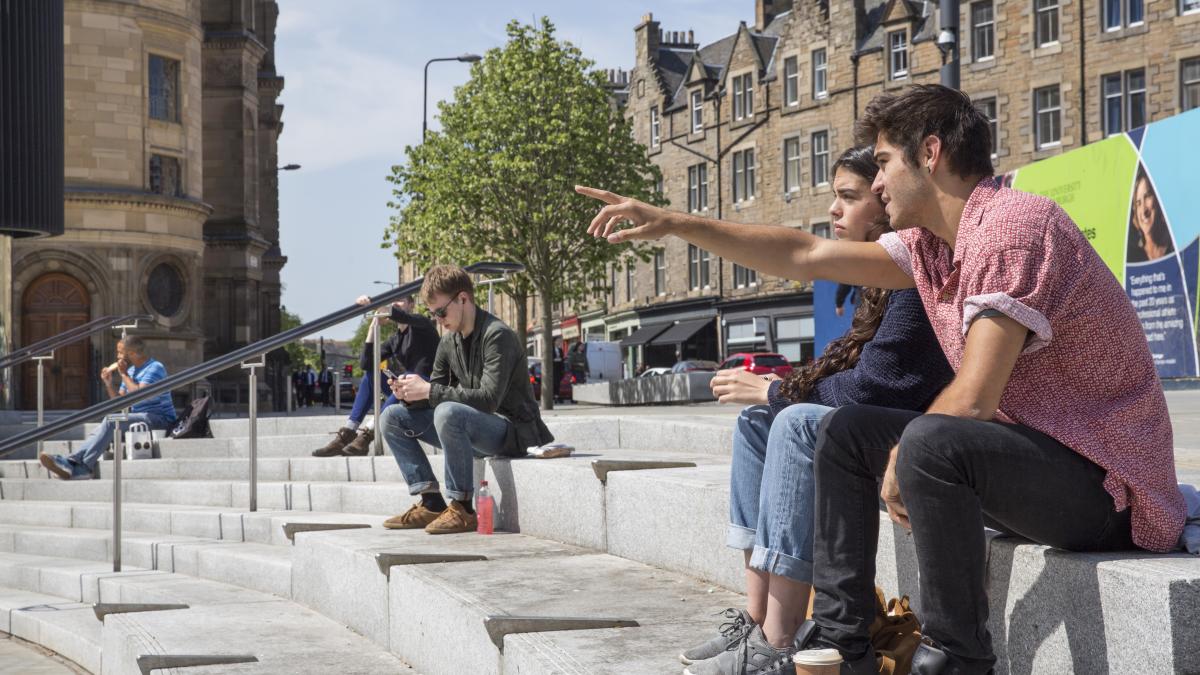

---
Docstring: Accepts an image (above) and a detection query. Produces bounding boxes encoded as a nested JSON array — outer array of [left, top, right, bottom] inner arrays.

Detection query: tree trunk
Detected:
[[540, 287, 555, 411], [514, 290, 529, 353]]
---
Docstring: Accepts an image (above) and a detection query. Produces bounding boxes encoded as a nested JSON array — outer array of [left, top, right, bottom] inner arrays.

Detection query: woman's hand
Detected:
[[355, 295, 371, 306], [709, 368, 772, 406], [576, 186, 675, 243]]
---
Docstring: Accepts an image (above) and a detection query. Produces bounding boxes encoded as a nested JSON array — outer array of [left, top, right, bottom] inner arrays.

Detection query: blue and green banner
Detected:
[[1009, 108, 1200, 378]]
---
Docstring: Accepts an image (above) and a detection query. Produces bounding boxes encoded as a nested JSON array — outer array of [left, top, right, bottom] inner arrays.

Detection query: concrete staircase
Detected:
[[0, 410, 1195, 674]]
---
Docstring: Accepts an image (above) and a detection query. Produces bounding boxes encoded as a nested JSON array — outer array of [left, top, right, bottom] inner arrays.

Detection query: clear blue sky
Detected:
[[275, 1, 748, 339]]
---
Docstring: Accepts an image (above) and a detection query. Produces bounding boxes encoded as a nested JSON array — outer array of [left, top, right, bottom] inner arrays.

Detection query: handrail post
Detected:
[[242, 358, 266, 512], [110, 408, 129, 573], [286, 372, 293, 414], [371, 314, 384, 456], [334, 369, 341, 411], [33, 354, 53, 457]]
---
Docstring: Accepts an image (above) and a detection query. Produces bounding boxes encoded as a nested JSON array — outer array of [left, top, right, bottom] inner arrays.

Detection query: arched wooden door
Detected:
[[20, 273, 92, 410]]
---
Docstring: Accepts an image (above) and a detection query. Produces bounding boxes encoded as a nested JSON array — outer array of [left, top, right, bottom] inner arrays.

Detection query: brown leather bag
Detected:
[[869, 587, 923, 675], [804, 586, 923, 674]]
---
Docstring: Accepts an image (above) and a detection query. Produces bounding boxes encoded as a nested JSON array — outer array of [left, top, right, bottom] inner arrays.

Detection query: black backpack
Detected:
[[169, 395, 213, 439]]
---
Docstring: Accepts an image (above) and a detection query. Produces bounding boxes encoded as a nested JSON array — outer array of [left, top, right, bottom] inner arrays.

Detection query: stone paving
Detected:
[[0, 638, 81, 675]]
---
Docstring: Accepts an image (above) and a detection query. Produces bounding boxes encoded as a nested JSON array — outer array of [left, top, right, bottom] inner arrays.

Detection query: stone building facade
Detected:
[[512, 0, 1200, 375], [9, 0, 287, 411]]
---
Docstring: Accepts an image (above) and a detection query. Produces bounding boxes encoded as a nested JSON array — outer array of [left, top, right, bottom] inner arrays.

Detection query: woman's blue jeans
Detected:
[[348, 371, 399, 426], [726, 403, 833, 583]]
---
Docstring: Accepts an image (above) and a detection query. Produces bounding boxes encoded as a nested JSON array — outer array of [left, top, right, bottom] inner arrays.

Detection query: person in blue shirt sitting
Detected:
[[40, 335, 177, 480]]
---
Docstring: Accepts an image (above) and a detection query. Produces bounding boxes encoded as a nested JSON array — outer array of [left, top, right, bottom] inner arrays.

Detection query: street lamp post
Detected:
[[937, 0, 961, 89], [423, 54, 482, 141]]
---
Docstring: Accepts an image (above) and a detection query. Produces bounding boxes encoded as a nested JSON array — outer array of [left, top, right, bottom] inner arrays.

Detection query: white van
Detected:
[[582, 342, 622, 382]]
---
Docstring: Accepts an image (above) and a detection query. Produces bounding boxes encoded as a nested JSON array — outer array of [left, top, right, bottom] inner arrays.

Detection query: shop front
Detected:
[[718, 292, 814, 365]]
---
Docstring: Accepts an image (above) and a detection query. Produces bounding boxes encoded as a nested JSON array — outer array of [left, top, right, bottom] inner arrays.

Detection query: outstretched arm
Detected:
[[576, 186, 914, 290]]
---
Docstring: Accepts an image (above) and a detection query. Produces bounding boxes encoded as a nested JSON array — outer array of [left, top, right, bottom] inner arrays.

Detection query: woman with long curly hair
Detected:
[[679, 147, 953, 675]]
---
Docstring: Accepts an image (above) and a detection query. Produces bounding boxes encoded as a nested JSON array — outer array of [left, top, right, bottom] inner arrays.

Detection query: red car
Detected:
[[719, 352, 794, 378]]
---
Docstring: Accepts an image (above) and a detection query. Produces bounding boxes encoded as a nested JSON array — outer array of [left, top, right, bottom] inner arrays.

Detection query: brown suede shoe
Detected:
[[425, 501, 477, 535], [39, 454, 72, 480], [341, 427, 374, 456], [312, 428, 356, 457], [383, 502, 443, 530]]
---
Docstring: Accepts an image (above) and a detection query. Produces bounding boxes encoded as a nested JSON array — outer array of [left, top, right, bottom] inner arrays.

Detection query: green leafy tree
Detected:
[[385, 18, 664, 408]]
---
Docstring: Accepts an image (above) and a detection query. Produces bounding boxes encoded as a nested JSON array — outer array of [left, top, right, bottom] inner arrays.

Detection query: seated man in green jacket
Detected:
[[380, 264, 554, 534]]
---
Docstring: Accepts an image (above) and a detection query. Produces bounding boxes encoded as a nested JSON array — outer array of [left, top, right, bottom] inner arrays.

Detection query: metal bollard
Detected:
[[242, 358, 266, 512], [334, 370, 341, 411], [110, 408, 130, 572]]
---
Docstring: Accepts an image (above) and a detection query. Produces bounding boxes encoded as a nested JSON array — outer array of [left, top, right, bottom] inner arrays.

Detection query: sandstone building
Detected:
[[513, 0, 1200, 374], [8, 0, 288, 410]]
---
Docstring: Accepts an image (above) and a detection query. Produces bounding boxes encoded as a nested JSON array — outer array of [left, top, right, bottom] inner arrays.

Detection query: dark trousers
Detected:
[[810, 405, 1136, 675]]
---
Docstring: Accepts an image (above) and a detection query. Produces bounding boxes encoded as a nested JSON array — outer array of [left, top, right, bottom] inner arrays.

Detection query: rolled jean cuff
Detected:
[[749, 545, 813, 583], [726, 524, 756, 550], [444, 488, 471, 502], [406, 480, 438, 496]]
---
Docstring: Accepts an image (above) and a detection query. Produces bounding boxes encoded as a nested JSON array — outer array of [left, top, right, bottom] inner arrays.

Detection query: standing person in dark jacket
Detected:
[[676, 147, 953, 674], [311, 294, 439, 457], [834, 283, 857, 317]]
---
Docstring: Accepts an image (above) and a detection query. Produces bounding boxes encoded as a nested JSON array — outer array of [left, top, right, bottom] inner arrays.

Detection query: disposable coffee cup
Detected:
[[793, 648, 843, 675]]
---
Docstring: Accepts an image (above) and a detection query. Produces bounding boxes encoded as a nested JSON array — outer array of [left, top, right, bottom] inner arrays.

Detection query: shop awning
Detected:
[[649, 318, 712, 346], [619, 323, 671, 348]]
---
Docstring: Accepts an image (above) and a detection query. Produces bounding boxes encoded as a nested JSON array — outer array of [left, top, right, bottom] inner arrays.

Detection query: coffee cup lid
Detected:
[[792, 648, 843, 665]]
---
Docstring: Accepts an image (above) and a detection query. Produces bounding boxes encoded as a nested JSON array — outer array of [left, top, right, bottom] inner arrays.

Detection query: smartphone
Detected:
[[382, 368, 398, 380]]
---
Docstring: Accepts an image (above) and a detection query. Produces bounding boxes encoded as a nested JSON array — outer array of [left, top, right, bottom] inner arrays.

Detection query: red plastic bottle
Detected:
[[476, 480, 494, 535]]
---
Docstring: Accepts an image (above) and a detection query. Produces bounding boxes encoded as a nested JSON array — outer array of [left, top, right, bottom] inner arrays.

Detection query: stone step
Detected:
[[0, 554, 419, 674], [0, 475, 435, 513], [290, 526, 590, 648], [387, 551, 742, 675], [54, 413, 732, 459], [493, 451, 1200, 673], [0, 584, 101, 673], [0, 500, 385, 547], [0, 522, 295, 599]]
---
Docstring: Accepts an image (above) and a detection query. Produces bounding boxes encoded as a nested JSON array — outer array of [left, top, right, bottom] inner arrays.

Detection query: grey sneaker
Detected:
[[679, 608, 754, 665], [683, 626, 795, 675]]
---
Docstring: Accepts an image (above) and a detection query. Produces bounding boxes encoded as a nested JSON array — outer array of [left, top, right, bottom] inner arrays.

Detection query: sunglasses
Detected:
[[427, 294, 460, 319]]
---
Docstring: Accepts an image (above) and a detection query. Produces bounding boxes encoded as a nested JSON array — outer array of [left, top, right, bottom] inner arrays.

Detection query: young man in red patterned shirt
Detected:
[[576, 84, 1185, 675]]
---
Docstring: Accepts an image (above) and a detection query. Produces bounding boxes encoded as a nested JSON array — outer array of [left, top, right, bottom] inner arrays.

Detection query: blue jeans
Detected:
[[379, 401, 513, 501], [726, 403, 833, 583], [348, 372, 399, 426], [63, 412, 174, 478]]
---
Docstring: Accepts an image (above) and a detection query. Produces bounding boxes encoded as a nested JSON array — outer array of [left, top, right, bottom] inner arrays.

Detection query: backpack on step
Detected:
[[169, 395, 213, 439]]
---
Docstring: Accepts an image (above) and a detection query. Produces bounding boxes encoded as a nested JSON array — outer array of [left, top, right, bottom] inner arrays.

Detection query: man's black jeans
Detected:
[[810, 405, 1136, 674]]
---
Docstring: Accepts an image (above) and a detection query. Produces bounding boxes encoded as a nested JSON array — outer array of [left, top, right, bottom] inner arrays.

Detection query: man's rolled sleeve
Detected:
[[877, 232, 914, 278], [961, 247, 1054, 354]]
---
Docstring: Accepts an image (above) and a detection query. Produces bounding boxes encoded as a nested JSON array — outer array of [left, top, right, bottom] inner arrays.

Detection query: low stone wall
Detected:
[[572, 372, 716, 405]]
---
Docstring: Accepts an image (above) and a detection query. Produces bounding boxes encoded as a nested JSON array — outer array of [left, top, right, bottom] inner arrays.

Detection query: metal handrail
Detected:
[[1, 261, 523, 573], [0, 262, 518, 456], [0, 313, 152, 370]]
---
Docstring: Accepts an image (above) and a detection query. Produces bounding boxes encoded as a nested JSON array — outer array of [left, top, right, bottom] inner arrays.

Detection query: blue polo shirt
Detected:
[[120, 359, 177, 421]]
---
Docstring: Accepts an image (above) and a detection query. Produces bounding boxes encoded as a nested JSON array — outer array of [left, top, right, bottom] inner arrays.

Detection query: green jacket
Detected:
[[428, 308, 554, 454]]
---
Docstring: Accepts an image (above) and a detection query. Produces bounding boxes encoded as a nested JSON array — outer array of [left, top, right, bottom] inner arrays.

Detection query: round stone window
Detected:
[[146, 263, 185, 318]]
